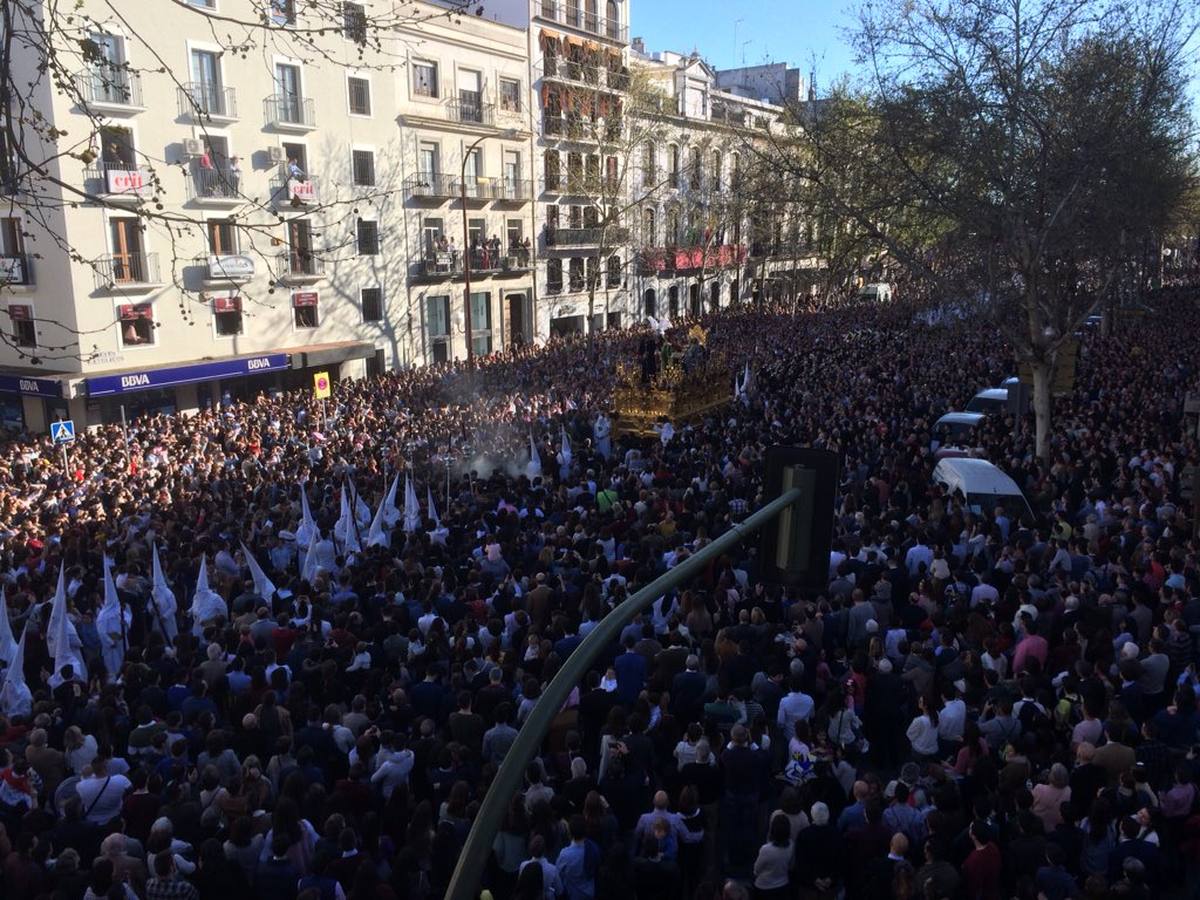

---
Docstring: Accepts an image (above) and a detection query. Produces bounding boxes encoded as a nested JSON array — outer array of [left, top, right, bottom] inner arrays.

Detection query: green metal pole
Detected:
[[444, 487, 803, 900]]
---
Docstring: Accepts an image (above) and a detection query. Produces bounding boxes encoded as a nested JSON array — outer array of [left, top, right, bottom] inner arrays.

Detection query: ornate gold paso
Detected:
[[612, 350, 732, 437]]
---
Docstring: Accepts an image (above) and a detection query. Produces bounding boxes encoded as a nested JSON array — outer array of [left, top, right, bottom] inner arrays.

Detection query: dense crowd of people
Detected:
[[0, 287, 1199, 900]]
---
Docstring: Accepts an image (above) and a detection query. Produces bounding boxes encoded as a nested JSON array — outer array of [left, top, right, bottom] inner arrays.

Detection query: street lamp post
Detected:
[[459, 134, 489, 368], [459, 128, 519, 368]]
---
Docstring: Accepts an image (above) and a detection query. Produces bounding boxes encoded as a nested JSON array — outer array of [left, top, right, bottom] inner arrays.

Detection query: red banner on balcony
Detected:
[[118, 304, 153, 320], [292, 291, 318, 308], [212, 295, 242, 313]]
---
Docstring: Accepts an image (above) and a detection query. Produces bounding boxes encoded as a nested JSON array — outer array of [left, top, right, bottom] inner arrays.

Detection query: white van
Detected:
[[965, 388, 1008, 414], [932, 458, 1034, 523], [858, 283, 892, 303]]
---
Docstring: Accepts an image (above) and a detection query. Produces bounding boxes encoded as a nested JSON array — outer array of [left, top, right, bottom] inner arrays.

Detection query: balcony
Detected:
[[0, 255, 33, 288], [86, 162, 154, 203], [405, 173, 456, 202], [640, 244, 747, 275], [413, 249, 534, 280], [76, 67, 144, 115], [93, 253, 162, 292], [446, 95, 494, 127], [543, 115, 623, 144], [275, 251, 325, 284], [546, 226, 630, 247], [537, 1, 628, 43], [264, 94, 316, 131], [270, 171, 321, 206], [177, 83, 238, 124], [197, 254, 255, 286], [187, 167, 243, 205], [495, 178, 534, 203]]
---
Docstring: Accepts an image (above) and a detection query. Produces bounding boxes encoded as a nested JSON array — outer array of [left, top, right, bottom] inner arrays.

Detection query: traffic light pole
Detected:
[[444, 487, 803, 900]]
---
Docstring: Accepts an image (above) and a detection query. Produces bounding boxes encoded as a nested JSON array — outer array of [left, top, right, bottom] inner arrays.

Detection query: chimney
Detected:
[[632, 36, 645, 54]]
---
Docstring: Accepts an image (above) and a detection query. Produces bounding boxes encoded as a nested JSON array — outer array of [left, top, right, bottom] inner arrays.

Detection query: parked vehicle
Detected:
[[965, 387, 1008, 414], [932, 457, 1035, 523]]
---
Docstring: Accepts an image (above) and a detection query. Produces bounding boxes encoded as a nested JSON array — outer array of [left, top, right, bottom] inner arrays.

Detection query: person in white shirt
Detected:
[[76, 757, 132, 826], [905, 695, 940, 761], [370, 737, 414, 799], [777, 676, 815, 735], [971, 578, 999, 607], [937, 684, 967, 755]]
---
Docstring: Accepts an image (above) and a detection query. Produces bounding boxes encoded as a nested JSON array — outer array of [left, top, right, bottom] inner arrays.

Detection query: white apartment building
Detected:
[[485, 0, 635, 336], [627, 43, 821, 322], [393, 7, 538, 364], [0, 0, 536, 430]]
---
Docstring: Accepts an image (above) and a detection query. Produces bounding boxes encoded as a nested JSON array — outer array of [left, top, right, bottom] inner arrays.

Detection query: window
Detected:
[[100, 125, 135, 168], [711, 150, 722, 191], [606, 255, 620, 288], [352, 149, 375, 186], [643, 143, 656, 186], [426, 295, 450, 362], [503, 150, 521, 193], [457, 69, 483, 123], [499, 78, 521, 112], [270, 0, 296, 25], [347, 76, 371, 116], [189, 49, 224, 115], [292, 291, 319, 328], [418, 143, 439, 178], [1, 217, 24, 259], [413, 61, 438, 98], [274, 63, 302, 122], [287, 219, 316, 274], [207, 219, 238, 254], [356, 219, 379, 255], [546, 258, 563, 293], [469, 291, 492, 356], [690, 148, 702, 190], [422, 217, 444, 254], [467, 217, 485, 249], [668, 145, 680, 188], [188, 0, 216, 7], [544, 150, 560, 189], [506, 219, 524, 250], [119, 304, 154, 346], [667, 208, 680, 245], [8, 305, 35, 348], [546, 205, 559, 232], [569, 257, 584, 291], [282, 142, 307, 174], [213, 295, 243, 336], [343, 2, 367, 43], [642, 207, 655, 243], [109, 217, 144, 282], [361, 287, 383, 322]]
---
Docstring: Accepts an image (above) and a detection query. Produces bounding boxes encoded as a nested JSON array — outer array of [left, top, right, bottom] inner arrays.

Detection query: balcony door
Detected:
[[190, 50, 223, 113], [110, 218, 142, 282], [208, 219, 237, 255], [89, 33, 128, 103], [456, 69, 482, 123], [274, 63, 301, 120], [288, 219, 313, 271]]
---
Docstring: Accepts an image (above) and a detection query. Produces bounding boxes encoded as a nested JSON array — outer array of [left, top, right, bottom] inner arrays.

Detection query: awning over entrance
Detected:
[[84, 352, 290, 397], [288, 341, 376, 370]]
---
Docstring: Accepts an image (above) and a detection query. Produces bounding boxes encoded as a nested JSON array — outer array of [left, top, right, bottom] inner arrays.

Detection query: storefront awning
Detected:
[[85, 352, 290, 397], [0, 372, 66, 398], [289, 341, 376, 370]]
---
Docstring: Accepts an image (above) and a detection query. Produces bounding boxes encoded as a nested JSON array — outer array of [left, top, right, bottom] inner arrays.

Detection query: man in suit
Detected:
[[614, 635, 647, 706], [671, 655, 707, 721]]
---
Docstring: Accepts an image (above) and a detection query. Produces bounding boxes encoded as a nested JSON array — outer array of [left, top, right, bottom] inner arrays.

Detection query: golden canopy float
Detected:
[[612, 325, 733, 438]]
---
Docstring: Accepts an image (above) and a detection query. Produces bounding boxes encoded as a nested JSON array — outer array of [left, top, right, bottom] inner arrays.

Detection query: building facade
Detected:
[[0, 0, 817, 431]]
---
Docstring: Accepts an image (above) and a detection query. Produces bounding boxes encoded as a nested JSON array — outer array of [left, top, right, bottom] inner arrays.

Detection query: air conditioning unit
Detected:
[[267, 145, 286, 164], [182, 138, 204, 157]]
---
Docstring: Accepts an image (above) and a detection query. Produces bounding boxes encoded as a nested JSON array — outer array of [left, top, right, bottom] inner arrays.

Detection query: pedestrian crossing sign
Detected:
[[50, 419, 76, 444]]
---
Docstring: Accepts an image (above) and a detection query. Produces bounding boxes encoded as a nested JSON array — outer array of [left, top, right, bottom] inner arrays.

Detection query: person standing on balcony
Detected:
[[287, 157, 304, 181], [227, 155, 242, 195]]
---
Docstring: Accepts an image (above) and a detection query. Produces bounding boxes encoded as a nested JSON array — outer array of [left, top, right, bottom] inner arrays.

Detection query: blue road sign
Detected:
[[50, 420, 76, 444]]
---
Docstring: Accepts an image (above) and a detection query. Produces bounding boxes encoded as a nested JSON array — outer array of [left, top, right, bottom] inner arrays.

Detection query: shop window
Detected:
[[119, 303, 154, 346], [213, 295, 243, 336]]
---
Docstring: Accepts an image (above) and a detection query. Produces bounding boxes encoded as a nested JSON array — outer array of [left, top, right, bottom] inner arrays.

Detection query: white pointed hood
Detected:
[[241, 542, 278, 600], [350, 477, 371, 526], [150, 544, 178, 641], [426, 485, 441, 529], [0, 587, 17, 668], [560, 427, 573, 465], [301, 530, 322, 584], [0, 620, 31, 718], [526, 434, 542, 480], [366, 489, 391, 549], [297, 482, 317, 547], [51, 576, 85, 680], [380, 474, 401, 529], [403, 473, 421, 534], [190, 556, 227, 636], [335, 489, 362, 553]]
